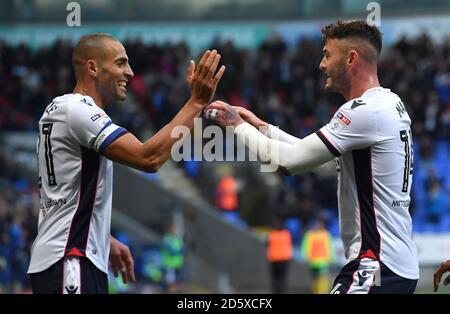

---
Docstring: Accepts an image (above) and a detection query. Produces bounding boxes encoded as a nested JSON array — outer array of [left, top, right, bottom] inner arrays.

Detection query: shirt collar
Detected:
[[362, 86, 387, 96]]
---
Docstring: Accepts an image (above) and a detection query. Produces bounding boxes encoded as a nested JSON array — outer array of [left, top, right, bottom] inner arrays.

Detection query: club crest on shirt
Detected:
[[327, 117, 345, 133], [336, 111, 352, 125]]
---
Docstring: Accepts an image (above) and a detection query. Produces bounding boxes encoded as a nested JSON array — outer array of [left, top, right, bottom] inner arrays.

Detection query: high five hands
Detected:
[[205, 100, 268, 130], [187, 50, 226, 106]]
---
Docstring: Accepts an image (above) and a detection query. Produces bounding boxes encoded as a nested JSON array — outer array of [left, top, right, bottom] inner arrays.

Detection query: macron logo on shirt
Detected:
[[351, 99, 366, 109]]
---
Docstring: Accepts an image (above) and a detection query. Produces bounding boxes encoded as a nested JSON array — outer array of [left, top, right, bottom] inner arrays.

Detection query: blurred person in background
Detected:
[[207, 20, 419, 293], [425, 178, 447, 224], [161, 223, 185, 293], [27, 33, 225, 294], [301, 216, 335, 294], [141, 246, 164, 293], [266, 219, 293, 294], [215, 175, 238, 214], [215, 174, 243, 227]]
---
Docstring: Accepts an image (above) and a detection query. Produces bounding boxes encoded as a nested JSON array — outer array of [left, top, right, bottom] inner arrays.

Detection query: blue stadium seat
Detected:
[[329, 218, 340, 237], [183, 160, 200, 178], [421, 222, 438, 234], [412, 221, 423, 233], [141, 172, 160, 181], [284, 217, 303, 245], [222, 211, 247, 230], [439, 214, 450, 232]]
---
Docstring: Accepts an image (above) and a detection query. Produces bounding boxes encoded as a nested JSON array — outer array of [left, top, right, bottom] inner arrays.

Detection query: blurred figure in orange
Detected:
[[215, 175, 238, 213], [266, 221, 293, 294], [215, 174, 244, 227]]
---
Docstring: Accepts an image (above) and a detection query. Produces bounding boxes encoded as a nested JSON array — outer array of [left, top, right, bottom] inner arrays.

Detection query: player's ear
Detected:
[[86, 59, 99, 78], [347, 50, 358, 66]]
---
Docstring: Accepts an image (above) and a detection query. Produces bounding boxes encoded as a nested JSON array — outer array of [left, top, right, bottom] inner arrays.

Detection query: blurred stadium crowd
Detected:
[[0, 32, 450, 292]]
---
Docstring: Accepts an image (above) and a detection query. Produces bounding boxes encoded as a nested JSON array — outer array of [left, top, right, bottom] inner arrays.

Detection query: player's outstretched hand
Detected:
[[110, 236, 136, 284], [187, 50, 225, 106], [204, 100, 245, 128], [434, 259, 450, 292], [231, 106, 268, 130]]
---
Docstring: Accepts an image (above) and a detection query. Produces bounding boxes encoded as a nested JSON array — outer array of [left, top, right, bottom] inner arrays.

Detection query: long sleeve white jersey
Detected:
[[235, 87, 419, 279]]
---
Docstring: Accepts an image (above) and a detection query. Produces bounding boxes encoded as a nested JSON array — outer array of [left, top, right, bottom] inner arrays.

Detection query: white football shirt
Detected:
[[234, 87, 419, 280], [28, 93, 128, 274], [317, 87, 419, 279]]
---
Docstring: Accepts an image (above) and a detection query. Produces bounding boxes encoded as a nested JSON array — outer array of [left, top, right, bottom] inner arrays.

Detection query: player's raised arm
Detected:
[[231, 105, 269, 131], [205, 101, 335, 174], [231, 106, 302, 145], [104, 50, 225, 172]]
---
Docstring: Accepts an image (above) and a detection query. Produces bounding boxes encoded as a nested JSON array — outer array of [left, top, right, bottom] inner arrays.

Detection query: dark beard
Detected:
[[329, 62, 349, 95]]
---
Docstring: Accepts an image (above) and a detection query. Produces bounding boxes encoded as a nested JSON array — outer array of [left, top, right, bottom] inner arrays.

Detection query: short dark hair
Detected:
[[322, 20, 383, 59], [72, 33, 118, 68]]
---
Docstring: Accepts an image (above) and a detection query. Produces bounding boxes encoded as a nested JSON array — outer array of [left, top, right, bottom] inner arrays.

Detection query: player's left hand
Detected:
[[433, 259, 450, 292], [186, 50, 225, 106], [204, 100, 245, 127], [109, 236, 136, 284]]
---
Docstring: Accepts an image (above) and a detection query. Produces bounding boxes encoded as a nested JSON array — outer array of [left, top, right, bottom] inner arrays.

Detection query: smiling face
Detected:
[[95, 40, 134, 103], [319, 39, 351, 94]]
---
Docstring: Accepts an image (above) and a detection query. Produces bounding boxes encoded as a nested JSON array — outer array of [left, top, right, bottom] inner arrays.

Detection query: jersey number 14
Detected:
[[400, 129, 413, 193]]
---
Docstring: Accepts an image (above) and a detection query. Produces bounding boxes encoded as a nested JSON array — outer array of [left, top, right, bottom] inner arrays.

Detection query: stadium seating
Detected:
[[1, 32, 450, 293]]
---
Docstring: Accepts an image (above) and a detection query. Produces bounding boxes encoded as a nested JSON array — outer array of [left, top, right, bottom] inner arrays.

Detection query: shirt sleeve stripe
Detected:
[[99, 128, 128, 154], [96, 120, 113, 137], [316, 130, 341, 157]]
